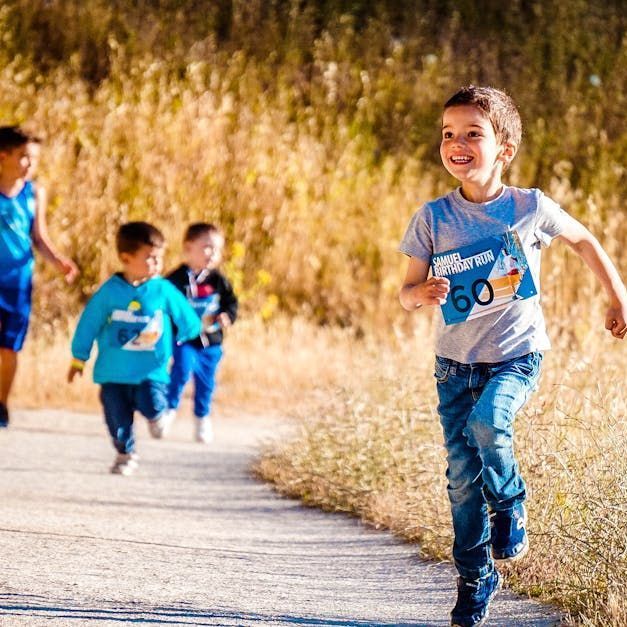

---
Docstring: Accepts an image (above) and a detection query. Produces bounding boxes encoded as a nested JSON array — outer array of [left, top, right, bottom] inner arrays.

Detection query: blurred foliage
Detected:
[[0, 0, 625, 329]]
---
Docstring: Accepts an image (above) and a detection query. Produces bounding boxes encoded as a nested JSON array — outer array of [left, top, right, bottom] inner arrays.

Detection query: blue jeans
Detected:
[[100, 380, 168, 453], [435, 351, 542, 580], [167, 343, 223, 419]]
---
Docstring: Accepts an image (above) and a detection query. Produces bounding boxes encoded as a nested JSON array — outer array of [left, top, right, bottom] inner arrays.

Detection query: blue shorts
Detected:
[[0, 305, 31, 351], [0, 273, 33, 351]]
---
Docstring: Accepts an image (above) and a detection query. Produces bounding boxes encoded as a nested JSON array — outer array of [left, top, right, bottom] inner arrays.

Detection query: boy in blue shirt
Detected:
[[0, 126, 78, 428], [68, 222, 201, 475], [164, 223, 238, 443], [399, 86, 626, 627]]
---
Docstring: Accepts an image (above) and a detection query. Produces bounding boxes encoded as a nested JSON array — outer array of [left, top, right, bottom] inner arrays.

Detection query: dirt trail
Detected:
[[0, 409, 562, 626]]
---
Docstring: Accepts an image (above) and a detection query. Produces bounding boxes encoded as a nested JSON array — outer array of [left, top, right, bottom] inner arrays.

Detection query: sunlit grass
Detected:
[[255, 314, 627, 626]]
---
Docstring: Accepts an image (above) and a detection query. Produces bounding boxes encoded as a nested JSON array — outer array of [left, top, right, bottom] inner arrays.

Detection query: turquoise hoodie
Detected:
[[71, 274, 201, 384]]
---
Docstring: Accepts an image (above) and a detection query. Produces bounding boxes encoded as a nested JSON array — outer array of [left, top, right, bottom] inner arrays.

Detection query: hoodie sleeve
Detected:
[[164, 282, 202, 343], [219, 274, 238, 324], [71, 286, 110, 362]]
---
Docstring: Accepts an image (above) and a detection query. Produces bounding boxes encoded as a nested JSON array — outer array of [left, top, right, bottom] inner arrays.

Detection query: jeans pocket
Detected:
[[494, 352, 542, 384], [434, 356, 451, 383]]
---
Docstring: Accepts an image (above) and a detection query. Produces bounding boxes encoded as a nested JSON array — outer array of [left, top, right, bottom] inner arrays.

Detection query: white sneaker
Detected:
[[110, 452, 139, 476], [195, 418, 214, 444], [147, 409, 176, 439]]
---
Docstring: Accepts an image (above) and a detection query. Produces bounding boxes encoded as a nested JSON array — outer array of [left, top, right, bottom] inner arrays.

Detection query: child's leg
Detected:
[[464, 352, 542, 511], [99, 383, 136, 453], [167, 342, 195, 410], [435, 357, 493, 581], [0, 348, 18, 405], [0, 306, 31, 411], [135, 380, 168, 421], [192, 344, 223, 419]]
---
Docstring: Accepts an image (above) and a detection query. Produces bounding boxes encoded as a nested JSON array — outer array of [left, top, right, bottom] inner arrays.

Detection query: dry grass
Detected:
[[0, 1, 625, 330], [255, 311, 627, 626]]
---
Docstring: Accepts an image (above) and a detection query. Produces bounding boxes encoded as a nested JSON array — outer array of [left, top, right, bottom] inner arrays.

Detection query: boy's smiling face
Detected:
[[440, 105, 515, 197]]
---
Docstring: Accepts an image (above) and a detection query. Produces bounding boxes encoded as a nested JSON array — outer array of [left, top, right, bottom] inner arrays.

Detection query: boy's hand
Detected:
[[414, 277, 450, 306], [56, 256, 80, 284], [605, 302, 627, 339], [217, 312, 231, 328], [67, 359, 85, 383]]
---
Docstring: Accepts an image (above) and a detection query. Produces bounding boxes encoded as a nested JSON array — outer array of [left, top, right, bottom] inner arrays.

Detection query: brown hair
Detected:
[[116, 222, 164, 254], [183, 222, 222, 242], [0, 126, 32, 151], [444, 86, 522, 149]]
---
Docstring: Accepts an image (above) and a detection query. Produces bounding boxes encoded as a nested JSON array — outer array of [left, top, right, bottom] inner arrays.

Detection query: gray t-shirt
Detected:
[[399, 186, 569, 363]]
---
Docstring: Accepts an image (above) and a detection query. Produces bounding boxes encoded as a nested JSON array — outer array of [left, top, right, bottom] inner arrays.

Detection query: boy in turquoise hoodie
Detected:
[[68, 222, 201, 475]]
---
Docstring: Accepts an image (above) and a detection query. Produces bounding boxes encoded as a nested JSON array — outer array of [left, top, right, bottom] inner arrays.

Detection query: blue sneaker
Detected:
[[451, 570, 501, 627], [0, 402, 9, 428], [491, 503, 528, 561]]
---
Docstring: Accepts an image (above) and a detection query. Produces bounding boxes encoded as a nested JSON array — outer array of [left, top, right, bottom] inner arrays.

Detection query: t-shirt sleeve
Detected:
[[398, 206, 433, 261], [534, 192, 569, 247]]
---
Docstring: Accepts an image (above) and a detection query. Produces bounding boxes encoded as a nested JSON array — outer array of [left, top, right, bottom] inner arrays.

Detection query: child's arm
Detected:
[[166, 284, 202, 343], [32, 185, 79, 283], [67, 289, 109, 382], [218, 276, 238, 328], [399, 256, 450, 311], [557, 216, 627, 339]]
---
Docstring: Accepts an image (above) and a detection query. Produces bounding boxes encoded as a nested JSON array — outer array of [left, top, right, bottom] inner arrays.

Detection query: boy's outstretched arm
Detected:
[[32, 186, 79, 283], [68, 288, 109, 383], [399, 256, 450, 311], [557, 216, 627, 339]]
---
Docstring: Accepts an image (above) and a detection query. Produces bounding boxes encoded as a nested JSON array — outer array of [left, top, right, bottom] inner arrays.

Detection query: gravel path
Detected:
[[0, 409, 563, 626]]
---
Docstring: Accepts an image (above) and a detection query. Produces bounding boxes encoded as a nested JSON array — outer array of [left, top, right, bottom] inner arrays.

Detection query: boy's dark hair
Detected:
[[444, 86, 522, 149], [0, 126, 32, 151], [184, 222, 222, 242], [116, 222, 164, 255]]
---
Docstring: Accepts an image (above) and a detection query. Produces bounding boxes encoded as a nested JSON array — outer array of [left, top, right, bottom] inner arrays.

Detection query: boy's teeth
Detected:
[[451, 156, 472, 163]]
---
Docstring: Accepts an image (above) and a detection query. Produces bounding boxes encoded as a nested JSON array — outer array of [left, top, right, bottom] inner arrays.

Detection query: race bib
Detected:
[[110, 308, 163, 351], [186, 275, 222, 334], [431, 231, 537, 325], [187, 294, 219, 333]]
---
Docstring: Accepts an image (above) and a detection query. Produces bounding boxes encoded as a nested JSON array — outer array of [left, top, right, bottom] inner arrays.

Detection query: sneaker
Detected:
[[0, 402, 9, 428], [451, 570, 501, 627], [491, 503, 528, 561], [110, 452, 139, 476], [147, 409, 175, 439], [195, 417, 214, 444]]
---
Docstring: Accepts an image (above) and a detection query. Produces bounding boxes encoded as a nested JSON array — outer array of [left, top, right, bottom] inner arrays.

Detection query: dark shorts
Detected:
[[0, 306, 31, 351], [0, 277, 33, 352]]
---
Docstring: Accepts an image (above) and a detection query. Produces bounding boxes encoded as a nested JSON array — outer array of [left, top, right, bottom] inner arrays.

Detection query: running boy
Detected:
[[0, 126, 78, 428], [399, 86, 626, 627], [68, 222, 201, 475], [165, 223, 238, 443]]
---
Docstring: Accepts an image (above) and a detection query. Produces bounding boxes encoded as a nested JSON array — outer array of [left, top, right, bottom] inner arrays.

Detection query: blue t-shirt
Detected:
[[399, 186, 570, 363], [0, 181, 36, 309], [71, 274, 202, 384]]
